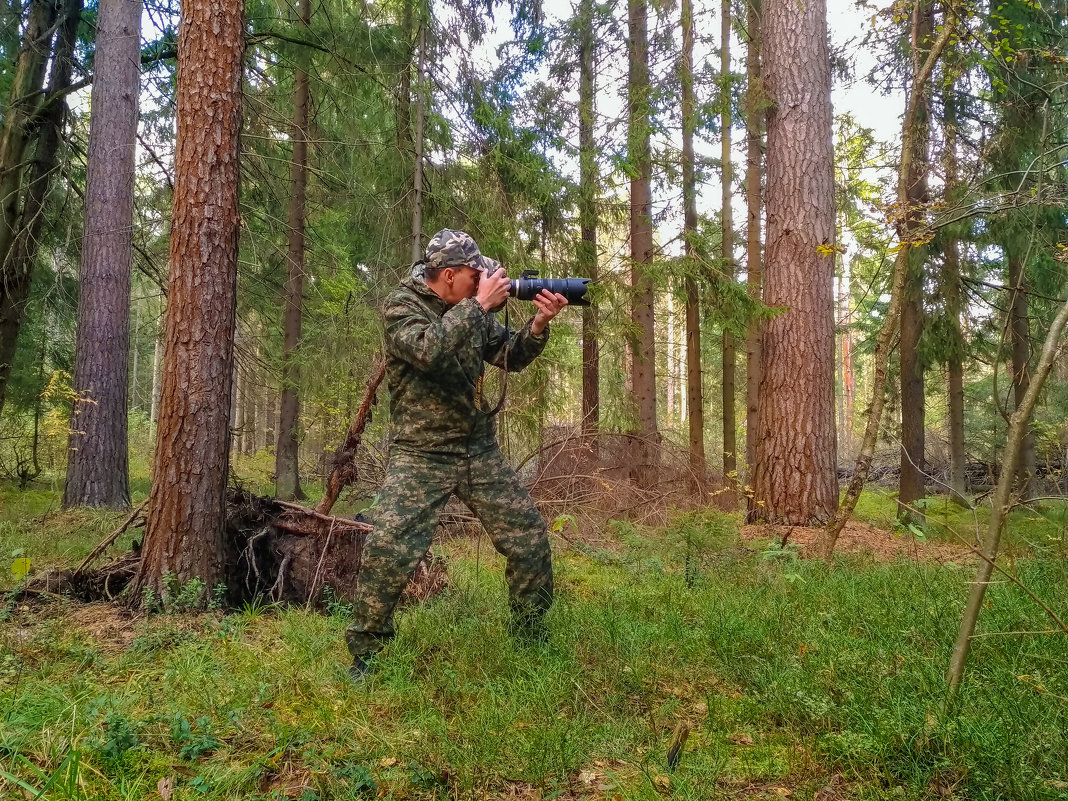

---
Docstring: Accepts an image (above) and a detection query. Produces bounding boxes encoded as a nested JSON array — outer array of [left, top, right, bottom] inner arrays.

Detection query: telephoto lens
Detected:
[[508, 271, 592, 307]]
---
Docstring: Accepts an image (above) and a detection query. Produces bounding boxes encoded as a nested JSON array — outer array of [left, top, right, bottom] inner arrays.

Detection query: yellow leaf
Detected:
[[379, 757, 398, 768], [653, 775, 671, 791], [11, 557, 31, 581]]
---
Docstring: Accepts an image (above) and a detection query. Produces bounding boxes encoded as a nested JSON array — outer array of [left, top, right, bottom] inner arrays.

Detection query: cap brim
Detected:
[[477, 256, 499, 273]]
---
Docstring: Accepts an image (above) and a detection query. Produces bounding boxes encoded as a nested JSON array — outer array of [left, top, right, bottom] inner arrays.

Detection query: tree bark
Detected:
[[897, 0, 933, 522], [749, 0, 837, 524], [628, 0, 658, 486], [275, 0, 312, 500], [63, 0, 140, 508], [133, 0, 244, 600], [720, 0, 737, 505], [0, 0, 64, 415], [579, 0, 600, 448], [681, 0, 705, 496], [743, 0, 763, 485]]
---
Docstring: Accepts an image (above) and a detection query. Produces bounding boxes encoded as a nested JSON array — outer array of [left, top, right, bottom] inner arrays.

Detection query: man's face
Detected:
[[440, 264, 481, 304]]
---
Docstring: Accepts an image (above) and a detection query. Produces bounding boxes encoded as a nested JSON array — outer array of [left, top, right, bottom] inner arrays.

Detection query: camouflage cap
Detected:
[[425, 229, 493, 272]]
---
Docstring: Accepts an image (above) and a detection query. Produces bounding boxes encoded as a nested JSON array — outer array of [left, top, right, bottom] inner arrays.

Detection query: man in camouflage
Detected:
[[346, 229, 568, 678]]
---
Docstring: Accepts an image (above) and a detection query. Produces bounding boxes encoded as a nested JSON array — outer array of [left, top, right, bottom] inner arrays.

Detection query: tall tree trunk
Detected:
[[720, 0, 737, 505], [824, 5, 957, 556], [897, 0, 933, 521], [396, 0, 412, 154], [579, 0, 600, 447], [275, 0, 312, 500], [681, 0, 705, 496], [265, 379, 277, 454], [133, 0, 244, 599], [836, 256, 851, 440], [130, 303, 140, 411], [233, 360, 244, 453], [1008, 250, 1036, 493], [942, 81, 966, 502], [628, 0, 658, 485], [410, 20, 426, 263], [749, 0, 838, 524], [244, 349, 258, 454], [63, 0, 141, 509], [743, 0, 763, 485], [150, 327, 162, 423], [840, 258, 855, 440], [0, 0, 64, 415]]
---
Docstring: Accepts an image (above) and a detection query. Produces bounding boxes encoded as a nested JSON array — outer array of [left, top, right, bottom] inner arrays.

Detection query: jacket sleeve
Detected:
[[385, 294, 486, 371], [484, 315, 549, 372]]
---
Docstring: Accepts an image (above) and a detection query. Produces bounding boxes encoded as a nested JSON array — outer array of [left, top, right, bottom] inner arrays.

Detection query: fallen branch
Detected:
[[274, 499, 373, 536], [73, 500, 148, 576]]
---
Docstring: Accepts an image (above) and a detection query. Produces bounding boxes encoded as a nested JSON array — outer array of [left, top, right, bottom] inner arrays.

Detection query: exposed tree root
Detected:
[[19, 487, 445, 610]]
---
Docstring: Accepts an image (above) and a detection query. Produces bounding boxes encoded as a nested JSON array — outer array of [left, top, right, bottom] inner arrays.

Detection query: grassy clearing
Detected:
[[0, 499, 1067, 799], [851, 487, 1068, 557]]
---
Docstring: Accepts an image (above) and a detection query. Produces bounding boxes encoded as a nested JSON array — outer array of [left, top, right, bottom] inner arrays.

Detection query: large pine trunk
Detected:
[[63, 0, 141, 509], [628, 0, 658, 486], [133, 0, 244, 599], [681, 0, 705, 496], [579, 0, 599, 447], [275, 0, 312, 501], [897, 1, 933, 520], [749, 0, 838, 524]]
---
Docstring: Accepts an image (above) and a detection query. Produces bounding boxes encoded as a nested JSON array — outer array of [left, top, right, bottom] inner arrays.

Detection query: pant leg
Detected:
[[457, 447, 554, 629], [346, 450, 456, 659]]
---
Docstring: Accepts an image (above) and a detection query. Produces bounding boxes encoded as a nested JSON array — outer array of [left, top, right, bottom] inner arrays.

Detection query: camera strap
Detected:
[[486, 302, 509, 417]]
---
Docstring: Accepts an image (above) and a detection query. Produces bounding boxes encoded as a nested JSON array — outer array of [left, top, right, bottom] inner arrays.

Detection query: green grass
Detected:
[[1, 500, 1067, 799]]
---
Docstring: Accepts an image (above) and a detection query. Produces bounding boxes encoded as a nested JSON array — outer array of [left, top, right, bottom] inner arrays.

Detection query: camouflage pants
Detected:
[[345, 446, 553, 659]]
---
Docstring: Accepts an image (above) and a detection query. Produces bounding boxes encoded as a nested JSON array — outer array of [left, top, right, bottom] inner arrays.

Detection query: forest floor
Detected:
[[1, 483, 1067, 800]]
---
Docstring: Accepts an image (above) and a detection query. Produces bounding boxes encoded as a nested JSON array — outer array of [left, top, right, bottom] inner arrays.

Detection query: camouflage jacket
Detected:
[[383, 276, 549, 455]]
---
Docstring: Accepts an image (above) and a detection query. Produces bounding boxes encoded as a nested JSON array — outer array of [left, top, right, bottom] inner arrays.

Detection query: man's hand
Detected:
[[530, 290, 568, 335], [475, 269, 510, 312]]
